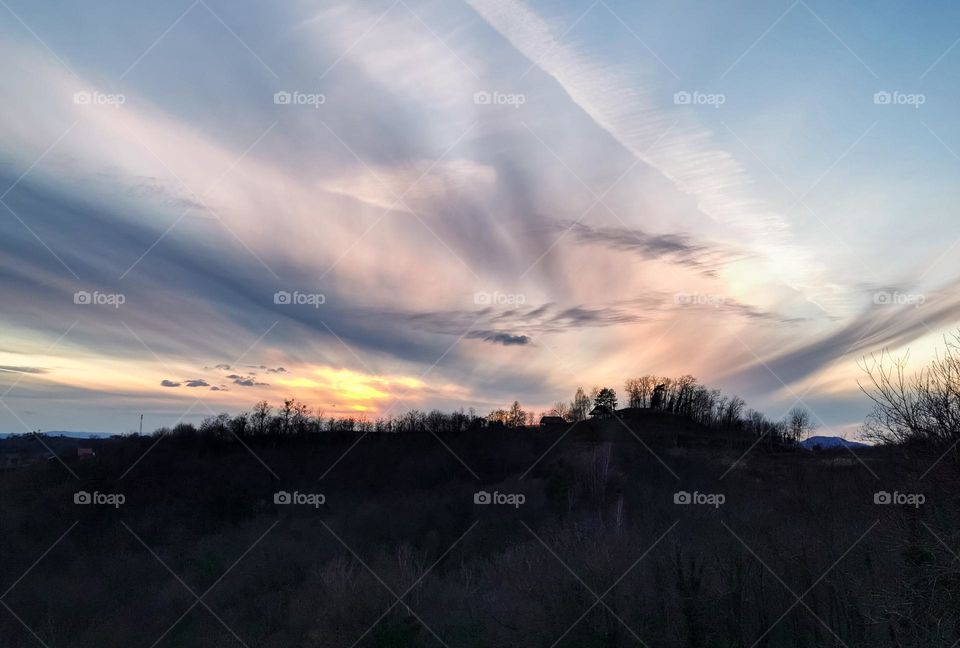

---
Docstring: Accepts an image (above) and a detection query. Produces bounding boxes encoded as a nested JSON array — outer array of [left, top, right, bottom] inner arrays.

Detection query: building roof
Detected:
[[539, 415, 566, 424]]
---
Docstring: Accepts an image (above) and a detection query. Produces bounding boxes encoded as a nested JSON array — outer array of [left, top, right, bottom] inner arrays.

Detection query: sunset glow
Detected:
[[1, 0, 959, 434]]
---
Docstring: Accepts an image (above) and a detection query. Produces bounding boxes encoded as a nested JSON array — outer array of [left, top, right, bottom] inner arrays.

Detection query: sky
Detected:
[[0, 0, 958, 436]]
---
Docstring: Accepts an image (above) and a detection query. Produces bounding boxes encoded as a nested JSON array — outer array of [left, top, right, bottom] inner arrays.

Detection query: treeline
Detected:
[[540, 376, 813, 443], [157, 326, 960, 450], [156, 375, 813, 445], [155, 399, 487, 438]]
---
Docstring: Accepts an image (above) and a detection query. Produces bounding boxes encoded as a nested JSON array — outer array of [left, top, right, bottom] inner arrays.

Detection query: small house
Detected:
[[589, 405, 614, 420], [77, 447, 96, 458]]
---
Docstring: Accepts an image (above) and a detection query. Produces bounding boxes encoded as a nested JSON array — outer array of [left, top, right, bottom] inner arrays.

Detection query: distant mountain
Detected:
[[800, 435, 868, 450], [0, 431, 114, 439]]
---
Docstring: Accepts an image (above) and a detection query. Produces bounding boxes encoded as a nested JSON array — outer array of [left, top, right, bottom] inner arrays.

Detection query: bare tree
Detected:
[[549, 401, 571, 421], [860, 332, 960, 447], [785, 406, 813, 441], [279, 398, 295, 434], [651, 383, 667, 410], [252, 400, 271, 436], [291, 400, 311, 435], [508, 401, 527, 428], [487, 409, 509, 426], [229, 411, 249, 438], [624, 376, 658, 408], [675, 375, 698, 416], [724, 396, 746, 429], [570, 387, 591, 422]]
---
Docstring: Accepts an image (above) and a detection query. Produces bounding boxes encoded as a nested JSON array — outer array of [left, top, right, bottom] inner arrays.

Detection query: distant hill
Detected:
[[0, 431, 113, 439], [800, 435, 868, 450]]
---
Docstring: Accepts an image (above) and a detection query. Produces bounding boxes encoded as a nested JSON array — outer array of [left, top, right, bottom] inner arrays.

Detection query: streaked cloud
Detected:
[[0, 0, 957, 435], [0, 366, 49, 374], [561, 222, 744, 277]]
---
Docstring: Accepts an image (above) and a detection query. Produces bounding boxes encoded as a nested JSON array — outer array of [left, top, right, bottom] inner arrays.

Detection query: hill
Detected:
[[1, 421, 956, 647], [0, 431, 114, 439], [800, 435, 869, 450]]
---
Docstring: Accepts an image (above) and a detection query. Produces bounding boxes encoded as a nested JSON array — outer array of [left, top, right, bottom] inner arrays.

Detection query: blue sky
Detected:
[[1, 0, 958, 435]]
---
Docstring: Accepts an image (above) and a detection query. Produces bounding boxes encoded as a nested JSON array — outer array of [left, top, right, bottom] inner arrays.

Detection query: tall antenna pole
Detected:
[[139, 414, 143, 436]]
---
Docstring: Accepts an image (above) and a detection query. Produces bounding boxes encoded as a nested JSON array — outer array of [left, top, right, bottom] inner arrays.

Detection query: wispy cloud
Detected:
[[464, 0, 823, 298], [728, 277, 960, 390], [0, 366, 48, 374], [562, 222, 744, 276]]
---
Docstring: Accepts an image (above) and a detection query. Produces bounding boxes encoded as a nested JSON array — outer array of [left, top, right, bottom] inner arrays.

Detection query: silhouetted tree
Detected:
[[724, 396, 746, 429], [279, 398, 295, 434], [786, 406, 813, 441], [508, 401, 527, 428], [861, 331, 960, 448], [651, 384, 667, 410], [252, 400, 271, 435], [199, 413, 230, 439], [488, 409, 510, 427], [570, 387, 591, 422], [624, 376, 656, 408], [549, 401, 571, 421], [229, 412, 249, 438], [594, 388, 617, 413], [291, 400, 311, 436], [673, 375, 697, 416]]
